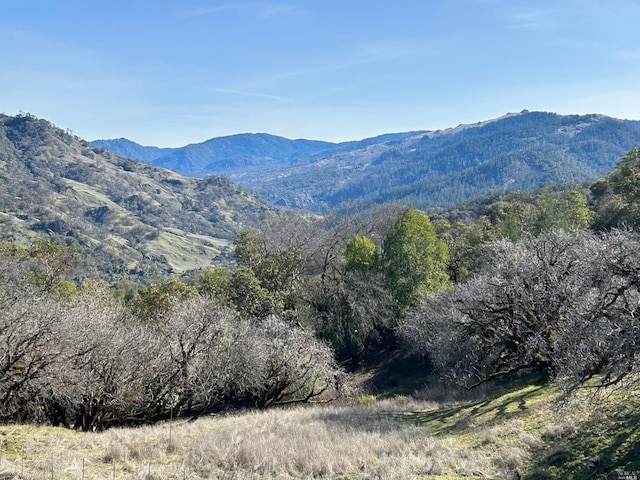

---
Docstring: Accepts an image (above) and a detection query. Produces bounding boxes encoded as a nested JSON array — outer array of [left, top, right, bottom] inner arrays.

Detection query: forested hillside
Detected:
[[94, 111, 640, 212], [245, 111, 640, 210], [0, 113, 276, 281]]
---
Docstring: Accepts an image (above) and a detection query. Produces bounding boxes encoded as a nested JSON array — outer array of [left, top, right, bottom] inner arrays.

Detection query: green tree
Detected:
[[233, 230, 263, 269], [233, 227, 304, 315], [533, 186, 594, 234], [381, 208, 451, 309], [591, 147, 640, 230], [198, 266, 233, 305], [341, 235, 378, 273], [230, 267, 283, 319], [129, 278, 199, 322], [484, 197, 536, 241]]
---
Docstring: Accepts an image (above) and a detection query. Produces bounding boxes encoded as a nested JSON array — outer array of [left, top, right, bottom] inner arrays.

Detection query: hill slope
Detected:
[[141, 133, 339, 177], [1, 378, 636, 479], [243, 111, 640, 210], [0, 113, 276, 280], [96, 111, 640, 212]]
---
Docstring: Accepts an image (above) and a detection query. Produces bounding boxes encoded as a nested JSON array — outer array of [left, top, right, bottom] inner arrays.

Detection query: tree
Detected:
[[342, 235, 378, 273], [400, 230, 595, 388], [230, 267, 283, 319], [436, 217, 497, 284], [304, 207, 404, 362], [129, 278, 198, 322], [591, 147, 640, 230], [381, 207, 450, 309], [0, 240, 80, 423], [483, 195, 536, 241], [44, 294, 146, 430], [231, 218, 316, 319], [148, 297, 343, 411], [198, 266, 233, 305], [532, 185, 594, 234], [401, 227, 640, 394], [555, 229, 640, 391], [310, 268, 394, 362], [236, 316, 343, 408]]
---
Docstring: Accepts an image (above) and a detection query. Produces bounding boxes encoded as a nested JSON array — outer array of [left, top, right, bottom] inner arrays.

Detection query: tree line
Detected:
[[0, 241, 341, 430], [2, 147, 640, 429]]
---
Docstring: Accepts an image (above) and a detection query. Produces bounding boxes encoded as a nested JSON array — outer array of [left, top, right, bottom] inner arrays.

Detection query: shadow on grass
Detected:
[[525, 399, 640, 480], [390, 375, 548, 436], [317, 372, 549, 437]]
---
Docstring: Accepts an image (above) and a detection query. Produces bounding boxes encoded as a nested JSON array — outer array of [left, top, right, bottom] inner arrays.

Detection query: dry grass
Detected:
[[0, 380, 632, 480], [1, 402, 476, 479]]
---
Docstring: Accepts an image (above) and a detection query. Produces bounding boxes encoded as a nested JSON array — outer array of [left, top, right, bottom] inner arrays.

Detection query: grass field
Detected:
[[1, 376, 639, 479]]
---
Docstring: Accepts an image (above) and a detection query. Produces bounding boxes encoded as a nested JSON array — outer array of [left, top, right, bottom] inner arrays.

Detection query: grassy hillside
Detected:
[[0, 113, 276, 281], [0, 376, 637, 479]]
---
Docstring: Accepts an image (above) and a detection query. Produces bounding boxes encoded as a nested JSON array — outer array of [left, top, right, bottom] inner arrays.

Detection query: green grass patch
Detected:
[[147, 230, 230, 273]]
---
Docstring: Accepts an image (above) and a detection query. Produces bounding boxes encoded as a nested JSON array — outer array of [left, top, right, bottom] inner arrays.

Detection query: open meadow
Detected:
[[1, 377, 638, 480]]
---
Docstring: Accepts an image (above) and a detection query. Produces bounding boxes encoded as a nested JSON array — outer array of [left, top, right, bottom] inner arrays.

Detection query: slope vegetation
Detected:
[[0, 113, 275, 280], [246, 111, 640, 210]]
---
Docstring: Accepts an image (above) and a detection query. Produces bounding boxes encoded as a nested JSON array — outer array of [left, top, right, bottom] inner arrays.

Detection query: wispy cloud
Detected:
[[506, 7, 560, 31], [178, 3, 298, 21], [246, 40, 428, 87], [177, 5, 239, 20], [213, 88, 294, 103], [257, 4, 297, 20]]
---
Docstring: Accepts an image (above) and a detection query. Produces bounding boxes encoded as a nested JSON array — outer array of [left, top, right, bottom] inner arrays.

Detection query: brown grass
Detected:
[[0, 381, 619, 480]]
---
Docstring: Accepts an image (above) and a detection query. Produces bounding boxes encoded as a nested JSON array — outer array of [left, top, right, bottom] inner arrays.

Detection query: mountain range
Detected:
[[0, 113, 275, 281], [93, 111, 640, 212], [3, 110, 640, 281]]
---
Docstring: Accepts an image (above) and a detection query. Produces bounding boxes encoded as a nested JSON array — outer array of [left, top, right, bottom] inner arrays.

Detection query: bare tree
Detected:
[[400, 230, 597, 388], [237, 315, 343, 408], [555, 229, 640, 391]]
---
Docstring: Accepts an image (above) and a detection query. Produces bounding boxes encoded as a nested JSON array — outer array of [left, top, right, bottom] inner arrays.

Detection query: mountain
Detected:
[[240, 111, 640, 210], [0, 113, 276, 281], [109, 133, 341, 178], [94, 111, 640, 211], [93, 131, 424, 179], [91, 138, 177, 162]]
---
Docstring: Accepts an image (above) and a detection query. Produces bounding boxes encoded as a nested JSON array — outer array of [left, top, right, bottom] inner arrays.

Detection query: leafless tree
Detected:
[[400, 230, 598, 388], [555, 229, 640, 391]]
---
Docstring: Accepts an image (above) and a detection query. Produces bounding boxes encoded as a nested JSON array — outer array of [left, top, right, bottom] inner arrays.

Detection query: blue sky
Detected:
[[1, 0, 639, 146]]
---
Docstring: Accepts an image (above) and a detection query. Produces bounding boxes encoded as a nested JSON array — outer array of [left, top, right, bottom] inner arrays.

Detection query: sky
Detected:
[[1, 0, 640, 147]]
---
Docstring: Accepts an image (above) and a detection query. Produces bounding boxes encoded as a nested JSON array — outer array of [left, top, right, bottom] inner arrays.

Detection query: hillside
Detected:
[[1, 378, 637, 479], [246, 111, 640, 210], [96, 132, 427, 181], [0, 113, 276, 280], [95, 111, 640, 211], [146, 133, 339, 177]]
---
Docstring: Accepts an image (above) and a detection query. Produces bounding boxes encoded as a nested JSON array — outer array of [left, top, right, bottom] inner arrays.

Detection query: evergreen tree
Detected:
[[381, 208, 451, 309]]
